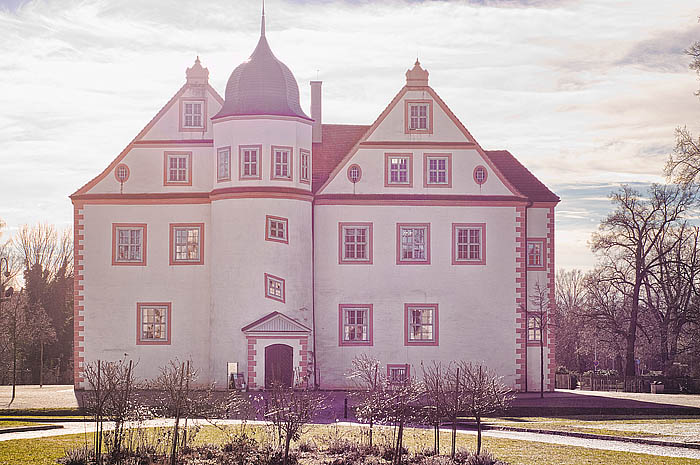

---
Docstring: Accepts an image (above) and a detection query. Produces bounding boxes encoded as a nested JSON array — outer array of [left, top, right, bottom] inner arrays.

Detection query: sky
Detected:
[[0, 0, 698, 270]]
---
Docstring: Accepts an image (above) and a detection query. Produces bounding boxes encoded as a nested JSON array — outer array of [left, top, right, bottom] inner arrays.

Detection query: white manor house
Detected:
[[71, 14, 559, 392]]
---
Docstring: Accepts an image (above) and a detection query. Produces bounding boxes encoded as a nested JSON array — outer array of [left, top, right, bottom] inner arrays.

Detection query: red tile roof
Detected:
[[311, 125, 559, 203], [312, 124, 369, 191], [485, 150, 559, 203]]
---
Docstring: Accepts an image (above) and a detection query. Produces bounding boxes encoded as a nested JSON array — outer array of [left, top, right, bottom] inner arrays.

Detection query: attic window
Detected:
[[474, 166, 488, 185], [180, 99, 205, 131], [405, 100, 433, 133]]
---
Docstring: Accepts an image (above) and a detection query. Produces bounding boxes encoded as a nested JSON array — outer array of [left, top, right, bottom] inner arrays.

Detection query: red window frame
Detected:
[[404, 303, 439, 346], [423, 153, 452, 188], [169, 223, 204, 265], [266, 215, 289, 244], [384, 153, 413, 187], [264, 273, 285, 303], [452, 223, 486, 265], [338, 304, 373, 347], [527, 238, 547, 271], [112, 223, 147, 266], [338, 222, 373, 264], [396, 223, 431, 265], [136, 302, 172, 345]]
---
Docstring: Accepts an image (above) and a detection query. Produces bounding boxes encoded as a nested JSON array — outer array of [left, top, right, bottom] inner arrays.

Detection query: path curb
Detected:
[[0, 425, 63, 434], [457, 422, 700, 451]]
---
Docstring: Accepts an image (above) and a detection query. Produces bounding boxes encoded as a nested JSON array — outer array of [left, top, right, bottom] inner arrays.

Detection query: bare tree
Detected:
[[554, 269, 589, 371], [420, 361, 446, 455], [528, 280, 550, 397], [262, 382, 327, 465], [591, 184, 694, 376], [14, 224, 73, 281], [348, 354, 385, 448], [382, 370, 422, 465], [458, 361, 514, 455]]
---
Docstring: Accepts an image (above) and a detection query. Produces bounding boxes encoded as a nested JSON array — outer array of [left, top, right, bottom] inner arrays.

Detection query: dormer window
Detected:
[[405, 100, 433, 133], [180, 99, 205, 131]]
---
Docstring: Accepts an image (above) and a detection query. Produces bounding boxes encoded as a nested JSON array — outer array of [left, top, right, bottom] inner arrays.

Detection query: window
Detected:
[[527, 238, 546, 270], [387, 364, 410, 384], [112, 223, 147, 266], [338, 304, 373, 346], [217, 147, 231, 181], [339, 222, 373, 264], [169, 223, 204, 265], [405, 100, 433, 133], [164, 152, 192, 186], [396, 223, 430, 264], [114, 164, 130, 183], [271, 146, 293, 181], [137, 302, 171, 345], [385, 153, 413, 187], [424, 154, 452, 187], [264, 273, 285, 303], [452, 223, 486, 265], [180, 99, 205, 131], [266, 216, 289, 244], [239, 145, 262, 180], [299, 149, 310, 184], [528, 315, 542, 343], [473, 165, 488, 185], [347, 164, 362, 183], [404, 304, 439, 346]]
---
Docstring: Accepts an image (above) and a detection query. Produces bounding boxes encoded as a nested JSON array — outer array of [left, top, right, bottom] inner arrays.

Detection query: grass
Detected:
[[0, 420, 47, 429], [0, 408, 83, 417], [0, 423, 698, 465]]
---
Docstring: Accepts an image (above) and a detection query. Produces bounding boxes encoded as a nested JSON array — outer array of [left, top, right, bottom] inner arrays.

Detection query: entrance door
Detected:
[[265, 344, 293, 389]]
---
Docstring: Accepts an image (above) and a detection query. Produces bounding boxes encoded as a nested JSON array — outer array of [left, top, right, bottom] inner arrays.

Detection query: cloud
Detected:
[[1, 0, 699, 271]]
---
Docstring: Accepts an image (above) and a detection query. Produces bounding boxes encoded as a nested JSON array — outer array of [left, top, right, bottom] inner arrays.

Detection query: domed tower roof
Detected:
[[214, 9, 310, 120]]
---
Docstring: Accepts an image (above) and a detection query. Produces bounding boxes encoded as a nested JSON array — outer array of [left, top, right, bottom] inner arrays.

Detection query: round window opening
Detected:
[[347, 164, 362, 184], [473, 166, 487, 185], [115, 164, 130, 183]]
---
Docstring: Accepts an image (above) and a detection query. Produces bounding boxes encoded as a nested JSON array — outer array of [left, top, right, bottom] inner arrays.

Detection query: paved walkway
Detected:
[[1, 419, 699, 461], [0, 385, 79, 409]]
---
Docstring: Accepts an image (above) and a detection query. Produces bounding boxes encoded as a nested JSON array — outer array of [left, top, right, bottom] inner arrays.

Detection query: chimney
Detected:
[[310, 81, 322, 143]]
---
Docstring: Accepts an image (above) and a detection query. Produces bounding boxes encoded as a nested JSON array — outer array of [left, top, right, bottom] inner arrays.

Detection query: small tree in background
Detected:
[[529, 280, 550, 398], [459, 361, 514, 455], [383, 369, 422, 465]]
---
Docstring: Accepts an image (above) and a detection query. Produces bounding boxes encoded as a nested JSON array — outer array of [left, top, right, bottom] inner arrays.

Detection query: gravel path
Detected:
[[1, 419, 700, 461]]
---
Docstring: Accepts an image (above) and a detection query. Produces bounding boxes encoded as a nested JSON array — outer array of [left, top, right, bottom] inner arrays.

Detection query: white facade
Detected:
[[72, 28, 558, 392]]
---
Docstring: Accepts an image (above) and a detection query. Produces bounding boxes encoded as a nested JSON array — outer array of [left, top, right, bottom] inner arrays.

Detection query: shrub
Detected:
[[57, 446, 92, 465], [454, 449, 509, 465], [296, 438, 318, 453], [414, 455, 455, 465]]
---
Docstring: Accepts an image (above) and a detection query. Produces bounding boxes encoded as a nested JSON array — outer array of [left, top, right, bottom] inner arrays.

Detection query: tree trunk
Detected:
[[284, 434, 292, 465], [39, 343, 44, 388], [624, 278, 642, 378], [451, 417, 457, 460], [394, 420, 404, 465], [540, 333, 545, 398], [476, 415, 482, 455]]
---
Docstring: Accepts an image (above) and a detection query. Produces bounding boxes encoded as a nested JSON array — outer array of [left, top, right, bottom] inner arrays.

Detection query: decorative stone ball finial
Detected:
[[405, 59, 429, 87], [186, 56, 209, 85]]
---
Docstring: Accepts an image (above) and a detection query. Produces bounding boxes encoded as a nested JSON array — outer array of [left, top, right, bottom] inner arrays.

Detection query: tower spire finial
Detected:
[[261, 0, 266, 36]]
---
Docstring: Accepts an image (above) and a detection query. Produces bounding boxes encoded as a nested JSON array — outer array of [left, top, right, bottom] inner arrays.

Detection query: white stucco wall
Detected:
[[313, 203, 519, 389]]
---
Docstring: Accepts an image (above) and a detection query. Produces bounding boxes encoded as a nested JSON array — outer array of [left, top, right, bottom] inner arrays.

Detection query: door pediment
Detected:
[[241, 311, 311, 336]]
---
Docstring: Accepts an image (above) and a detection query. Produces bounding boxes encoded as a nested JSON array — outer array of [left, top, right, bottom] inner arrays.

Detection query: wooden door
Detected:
[[265, 344, 293, 389]]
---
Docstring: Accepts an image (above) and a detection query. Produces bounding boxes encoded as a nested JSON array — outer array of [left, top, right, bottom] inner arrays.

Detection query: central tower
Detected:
[[209, 9, 314, 389]]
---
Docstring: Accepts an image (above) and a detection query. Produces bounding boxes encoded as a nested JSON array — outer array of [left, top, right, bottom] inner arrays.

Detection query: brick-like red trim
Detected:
[[271, 145, 294, 181], [452, 223, 486, 265], [217, 146, 232, 182], [265, 215, 289, 245], [163, 151, 193, 186], [169, 223, 205, 265], [387, 363, 411, 382], [384, 153, 413, 188], [264, 273, 286, 303], [111, 223, 147, 266], [515, 206, 527, 392], [473, 165, 488, 185], [338, 222, 373, 264], [299, 149, 311, 184], [73, 203, 86, 387], [136, 302, 172, 345], [546, 206, 556, 391], [239, 145, 263, 180], [423, 153, 452, 188], [338, 304, 373, 346], [114, 163, 130, 183], [246, 336, 257, 389], [404, 99, 434, 134], [178, 97, 207, 133], [404, 303, 439, 346], [396, 223, 431, 265], [527, 237, 547, 271]]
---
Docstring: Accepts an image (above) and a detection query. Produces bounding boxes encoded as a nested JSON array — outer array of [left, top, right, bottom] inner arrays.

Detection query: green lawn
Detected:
[[0, 420, 47, 429], [0, 423, 698, 465]]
